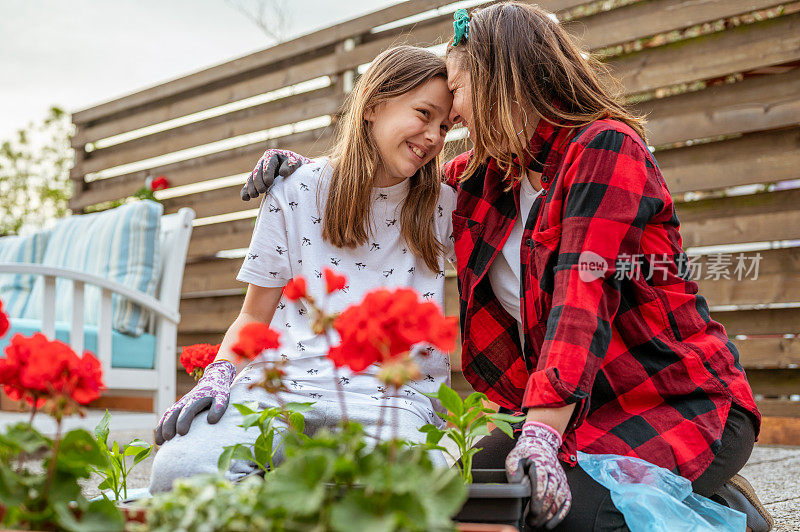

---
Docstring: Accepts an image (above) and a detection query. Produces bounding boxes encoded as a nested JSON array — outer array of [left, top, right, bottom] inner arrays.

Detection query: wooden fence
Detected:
[[70, 0, 800, 443]]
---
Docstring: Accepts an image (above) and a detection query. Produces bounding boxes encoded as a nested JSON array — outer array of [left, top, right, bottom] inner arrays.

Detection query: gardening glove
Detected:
[[505, 421, 572, 529], [154, 360, 237, 445], [240, 149, 311, 201]]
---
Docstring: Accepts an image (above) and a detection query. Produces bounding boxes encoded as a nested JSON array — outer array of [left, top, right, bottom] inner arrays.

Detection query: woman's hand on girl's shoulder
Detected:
[[241, 149, 312, 201]]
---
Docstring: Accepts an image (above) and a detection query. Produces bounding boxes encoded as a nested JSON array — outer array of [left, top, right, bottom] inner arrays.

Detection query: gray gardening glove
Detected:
[[240, 149, 311, 201], [154, 360, 236, 445], [506, 421, 572, 529]]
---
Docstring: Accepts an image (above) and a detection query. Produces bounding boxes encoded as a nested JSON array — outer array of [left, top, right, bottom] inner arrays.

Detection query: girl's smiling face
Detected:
[[365, 76, 453, 186]]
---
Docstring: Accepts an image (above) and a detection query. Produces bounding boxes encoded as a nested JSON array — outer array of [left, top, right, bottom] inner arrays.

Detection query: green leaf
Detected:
[[436, 384, 464, 417], [418, 424, 445, 446], [254, 432, 273, 469], [132, 446, 152, 466], [54, 498, 124, 532], [123, 442, 150, 456], [491, 419, 515, 439], [284, 401, 315, 413], [463, 391, 487, 409], [93, 410, 111, 446], [288, 412, 305, 433], [232, 401, 260, 416], [217, 446, 235, 472], [330, 490, 396, 532], [57, 429, 108, 475], [239, 413, 262, 428], [489, 413, 527, 423]]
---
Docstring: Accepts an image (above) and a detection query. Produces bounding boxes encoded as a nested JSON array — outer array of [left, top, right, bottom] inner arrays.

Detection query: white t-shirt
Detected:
[[487, 176, 543, 346], [236, 159, 457, 427]]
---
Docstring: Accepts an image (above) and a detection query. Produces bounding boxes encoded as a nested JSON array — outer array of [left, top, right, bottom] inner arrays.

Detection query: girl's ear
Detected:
[[363, 106, 376, 123]]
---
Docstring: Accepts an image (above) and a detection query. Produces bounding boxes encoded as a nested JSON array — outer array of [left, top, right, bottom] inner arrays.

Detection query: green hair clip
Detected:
[[453, 9, 470, 46]]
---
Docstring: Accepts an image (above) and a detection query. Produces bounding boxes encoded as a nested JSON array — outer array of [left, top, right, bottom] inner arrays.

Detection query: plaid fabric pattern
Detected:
[[445, 118, 760, 480]]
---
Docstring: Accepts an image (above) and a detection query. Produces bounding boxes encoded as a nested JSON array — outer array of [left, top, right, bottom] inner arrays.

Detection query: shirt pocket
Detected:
[[452, 213, 485, 280], [530, 223, 562, 287]]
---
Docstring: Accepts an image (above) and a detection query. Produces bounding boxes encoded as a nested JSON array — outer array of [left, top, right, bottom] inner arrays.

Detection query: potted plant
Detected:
[[0, 305, 125, 531], [421, 386, 529, 529]]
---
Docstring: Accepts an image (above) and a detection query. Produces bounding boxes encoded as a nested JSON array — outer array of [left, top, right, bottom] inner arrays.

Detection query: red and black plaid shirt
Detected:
[[444, 118, 760, 480]]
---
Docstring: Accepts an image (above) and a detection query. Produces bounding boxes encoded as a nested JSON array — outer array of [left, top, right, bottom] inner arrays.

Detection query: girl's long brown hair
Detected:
[[448, 1, 647, 182], [324, 45, 446, 272]]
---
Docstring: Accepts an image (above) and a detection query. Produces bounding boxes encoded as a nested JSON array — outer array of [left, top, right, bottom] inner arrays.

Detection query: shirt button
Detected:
[[542, 189, 548, 196], [526, 238, 535, 247], [541, 175, 549, 183], [570, 455, 577, 462]]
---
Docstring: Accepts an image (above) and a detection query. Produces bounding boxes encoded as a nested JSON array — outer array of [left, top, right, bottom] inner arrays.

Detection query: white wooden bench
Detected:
[[0, 206, 194, 432]]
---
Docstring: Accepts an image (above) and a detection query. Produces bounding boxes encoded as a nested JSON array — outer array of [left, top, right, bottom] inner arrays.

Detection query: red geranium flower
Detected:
[[283, 276, 307, 301], [231, 323, 281, 361], [0, 299, 9, 338], [149, 175, 169, 191], [180, 343, 220, 378], [323, 268, 347, 294], [0, 333, 104, 407], [327, 288, 458, 373]]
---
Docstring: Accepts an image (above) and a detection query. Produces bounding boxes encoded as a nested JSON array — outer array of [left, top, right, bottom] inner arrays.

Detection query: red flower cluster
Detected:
[[328, 288, 458, 373], [149, 175, 169, 191], [231, 323, 281, 361], [0, 333, 104, 407], [323, 267, 347, 294], [180, 343, 220, 377], [283, 277, 307, 301], [0, 299, 8, 338]]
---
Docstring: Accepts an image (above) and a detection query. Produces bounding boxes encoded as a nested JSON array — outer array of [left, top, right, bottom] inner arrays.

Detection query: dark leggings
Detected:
[[470, 404, 756, 531]]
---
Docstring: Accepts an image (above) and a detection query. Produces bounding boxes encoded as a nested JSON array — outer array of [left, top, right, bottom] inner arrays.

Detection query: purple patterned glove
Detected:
[[505, 421, 572, 529], [240, 149, 311, 201], [154, 360, 237, 445]]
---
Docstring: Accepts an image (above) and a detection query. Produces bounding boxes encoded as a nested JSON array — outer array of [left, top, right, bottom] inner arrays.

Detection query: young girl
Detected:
[[149, 45, 456, 493]]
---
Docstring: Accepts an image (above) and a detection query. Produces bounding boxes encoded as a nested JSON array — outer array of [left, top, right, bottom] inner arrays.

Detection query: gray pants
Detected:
[[149, 373, 445, 493]]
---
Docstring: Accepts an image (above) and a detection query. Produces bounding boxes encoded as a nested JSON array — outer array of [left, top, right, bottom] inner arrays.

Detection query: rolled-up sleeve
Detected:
[[522, 128, 666, 430]]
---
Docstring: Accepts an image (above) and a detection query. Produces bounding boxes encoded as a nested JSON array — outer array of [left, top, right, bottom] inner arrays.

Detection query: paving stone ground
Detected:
[[81, 428, 799, 530]]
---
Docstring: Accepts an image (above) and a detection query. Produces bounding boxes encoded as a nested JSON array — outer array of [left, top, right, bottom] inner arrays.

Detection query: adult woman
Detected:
[[242, 3, 767, 530]]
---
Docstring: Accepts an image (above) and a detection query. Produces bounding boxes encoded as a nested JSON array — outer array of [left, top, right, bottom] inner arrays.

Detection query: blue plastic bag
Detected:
[[578, 452, 746, 532]]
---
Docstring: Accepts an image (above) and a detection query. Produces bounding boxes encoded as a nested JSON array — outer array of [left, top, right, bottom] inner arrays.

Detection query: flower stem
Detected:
[[40, 418, 63, 504], [375, 392, 388, 441]]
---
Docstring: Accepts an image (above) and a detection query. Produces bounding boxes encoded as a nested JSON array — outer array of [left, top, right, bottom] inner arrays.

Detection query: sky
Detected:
[[0, 0, 402, 141]]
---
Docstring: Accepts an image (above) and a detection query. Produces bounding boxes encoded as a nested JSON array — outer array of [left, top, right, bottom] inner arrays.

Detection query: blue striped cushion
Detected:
[[22, 201, 163, 336], [0, 230, 50, 318]]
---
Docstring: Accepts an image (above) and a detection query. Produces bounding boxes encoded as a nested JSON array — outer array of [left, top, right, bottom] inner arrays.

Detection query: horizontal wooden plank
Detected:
[[758, 416, 800, 445], [69, 128, 333, 211], [736, 337, 800, 369], [639, 67, 800, 147], [563, 0, 785, 50], [715, 307, 800, 336], [755, 399, 800, 418], [179, 294, 244, 334], [182, 257, 246, 294], [657, 128, 800, 195], [695, 247, 800, 307], [163, 184, 248, 220], [745, 368, 800, 397], [77, 88, 343, 174], [678, 188, 800, 247], [188, 218, 256, 260], [609, 11, 800, 94]]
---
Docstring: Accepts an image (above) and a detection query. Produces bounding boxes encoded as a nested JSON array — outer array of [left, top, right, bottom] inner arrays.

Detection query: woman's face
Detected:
[[365, 76, 453, 185], [445, 55, 474, 138]]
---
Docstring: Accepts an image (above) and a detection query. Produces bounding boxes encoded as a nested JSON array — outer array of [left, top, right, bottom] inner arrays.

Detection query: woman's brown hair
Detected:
[[447, 1, 646, 182], [323, 45, 446, 272]]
